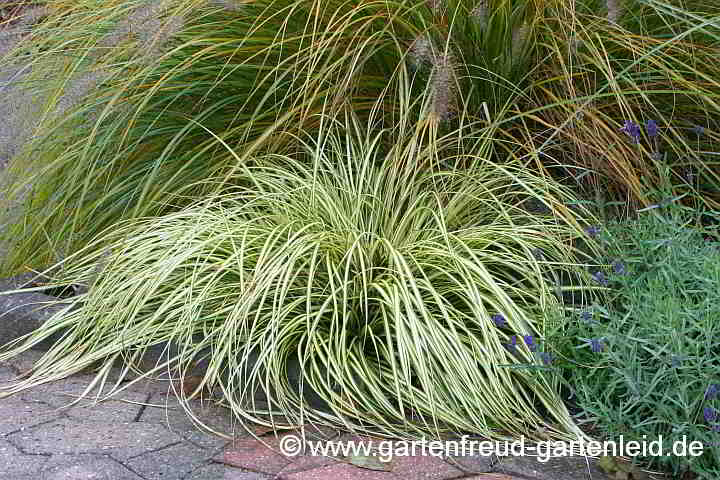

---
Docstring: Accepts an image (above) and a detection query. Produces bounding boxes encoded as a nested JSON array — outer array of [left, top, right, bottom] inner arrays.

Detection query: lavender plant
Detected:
[[551, 200, 720, 478]]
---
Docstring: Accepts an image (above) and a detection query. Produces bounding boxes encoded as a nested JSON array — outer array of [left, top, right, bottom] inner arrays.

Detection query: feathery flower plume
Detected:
[[511, 22, 530, 63], [606, 0, 622, 24], [430, 52, 458, 122], [471, 0, 489, 28], [408, 34, 434, 71], [427, 0, 444, 13], [570, 35, 583, 57], [209, 0, 248, 12]]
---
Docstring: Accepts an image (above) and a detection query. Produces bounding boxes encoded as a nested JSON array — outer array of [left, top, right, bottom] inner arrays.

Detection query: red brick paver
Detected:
[[278, 452, 342, 477], [220, 428, 525, 480], [280, 461, 399, 480], [219, 435, 292, 475], [464, 476, 518, 480], [391, 454, 465, 479]]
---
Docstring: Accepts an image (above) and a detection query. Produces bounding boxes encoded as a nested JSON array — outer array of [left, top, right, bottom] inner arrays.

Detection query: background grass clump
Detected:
[[551, 195, 720, 478], [2, 0, 720, 276]]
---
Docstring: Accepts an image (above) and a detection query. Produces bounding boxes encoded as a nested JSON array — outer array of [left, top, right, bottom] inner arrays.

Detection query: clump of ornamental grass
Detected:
[[0, 103, 603, 442], [549, 189, 720, 479], [0, 0, 428, 275], [0, 0, 555, 276], [5, 0, 720, 285], [0, 0, 559, 278], [534, 0, 720, 210]]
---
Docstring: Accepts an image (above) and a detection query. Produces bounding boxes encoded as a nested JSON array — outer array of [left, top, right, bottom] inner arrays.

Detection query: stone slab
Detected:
[[140, 392, 236, 449], [124, 441, 216, 480], [7, 417, 184, 460], [0, 438, 49, 476], [0, 393, 65, 436], [192, 463, 270, 479], [0, 273, 70, 350], [279, 462, 400, 480], [219, 436, 293, 475], [38, 453, 145, 480]]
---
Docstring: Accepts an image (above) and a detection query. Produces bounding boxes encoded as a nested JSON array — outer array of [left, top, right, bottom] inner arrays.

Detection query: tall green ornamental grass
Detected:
[[0, 0, 413, 273], [538, 0, 720, 209], [551, 193, 720, 478], [2, 0, 720, 275], [0, 104, 602, 441]]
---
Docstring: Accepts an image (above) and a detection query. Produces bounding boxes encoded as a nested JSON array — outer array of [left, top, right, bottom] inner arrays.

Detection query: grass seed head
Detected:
[[606, 0, 622, 24], [470, 0, 489, 28], [408, 34, 434, 71], [430, 52, 458, 122]]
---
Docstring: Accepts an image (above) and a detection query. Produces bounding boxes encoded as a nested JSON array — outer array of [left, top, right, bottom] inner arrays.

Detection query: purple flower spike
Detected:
[[585, 225, 600, 237], [589, 338, 604, 353], [592, 271, 609, 286], [704, 406, 718, 424], [706, 384, 720, 400], [505, 335, 519, 354], [646, 119, 658, 138], [539, 352, 554, 366], [620, 120, 642, 144], [492, 314, 506, 328], [612, 260, 626, 275], [524, 335, 537, 352]]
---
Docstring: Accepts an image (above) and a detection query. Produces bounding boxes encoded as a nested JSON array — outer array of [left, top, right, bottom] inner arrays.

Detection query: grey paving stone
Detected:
[[4, 349, 177, 394], [40, 389, 150, 424], [183, 462, 225, 479], [221, 472, 272, 480], [0, 438, 49, 476], [7, 417, 183, 460], [124, 440, 216, 480], [0, 362, 17, 381], [1, 348, 50, 375], [14, 374, 133, 406], [2, 357, 160, 411], [186, 463, 270, 480], [0, 392, 65, 436], [39, 453, 144, 480], [444, 451, 495, 474], [140, 393, 236, 450], [0, 277, 71, 350]]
